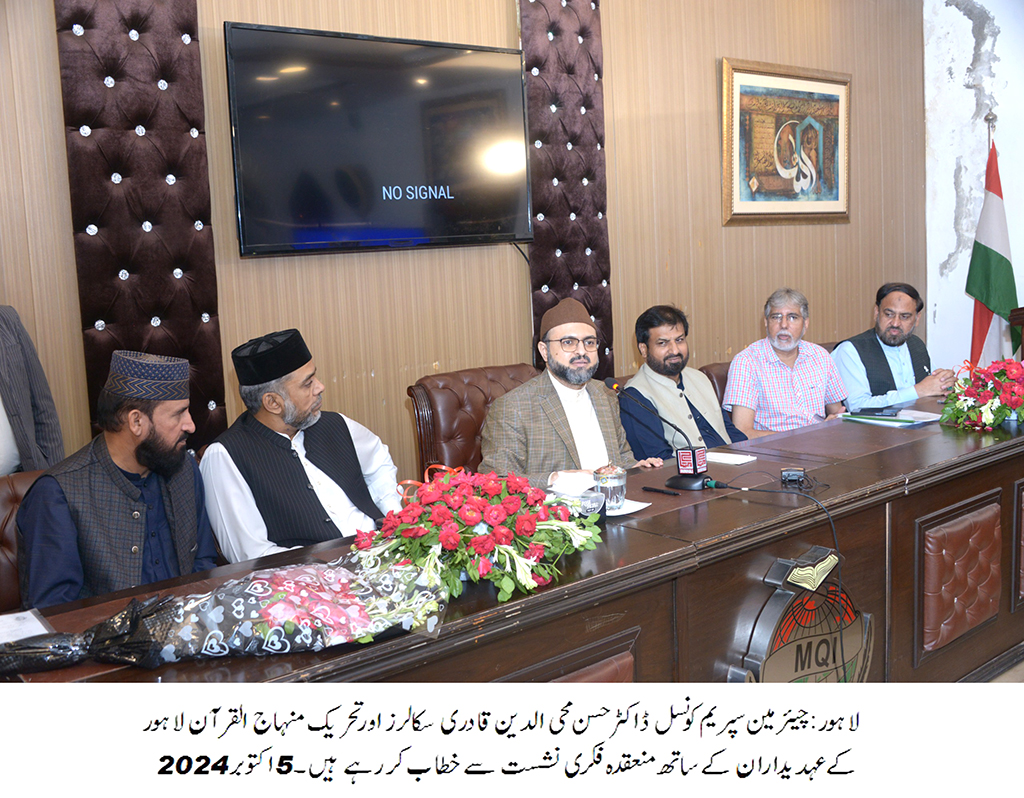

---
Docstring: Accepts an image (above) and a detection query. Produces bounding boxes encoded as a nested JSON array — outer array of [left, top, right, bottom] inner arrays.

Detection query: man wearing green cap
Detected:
[[18, 351, 219, 609]]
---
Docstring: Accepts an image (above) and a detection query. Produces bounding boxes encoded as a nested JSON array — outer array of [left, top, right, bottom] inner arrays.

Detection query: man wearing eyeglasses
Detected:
[[831, 282, 954, 413], [480, 297, 662, 487], [723, 288, 846, 438]]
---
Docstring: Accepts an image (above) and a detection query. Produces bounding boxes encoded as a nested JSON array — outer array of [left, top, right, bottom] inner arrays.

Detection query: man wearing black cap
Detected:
[[18, 351, 219, 609], [480, 298, 662, 487], [200, 329, 401, 563]]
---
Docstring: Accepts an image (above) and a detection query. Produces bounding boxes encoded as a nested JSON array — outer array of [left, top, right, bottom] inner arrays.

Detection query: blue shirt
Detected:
[[831, 336, 920, 411], [18, 458, 219, 608], [619, 380, 746, 460]]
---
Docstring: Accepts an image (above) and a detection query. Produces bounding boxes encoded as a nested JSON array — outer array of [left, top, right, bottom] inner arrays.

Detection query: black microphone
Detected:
[[605, 377, 709, 491]]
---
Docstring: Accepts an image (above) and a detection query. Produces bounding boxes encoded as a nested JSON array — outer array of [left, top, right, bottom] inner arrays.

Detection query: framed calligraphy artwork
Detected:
[[721, 58, 850, 226]]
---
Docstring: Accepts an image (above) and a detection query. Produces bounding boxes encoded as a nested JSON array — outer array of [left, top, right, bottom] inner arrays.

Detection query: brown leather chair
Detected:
[[0, 470, 43, 613], [408, 364, 540, 474], [698, 362, 731, 406]]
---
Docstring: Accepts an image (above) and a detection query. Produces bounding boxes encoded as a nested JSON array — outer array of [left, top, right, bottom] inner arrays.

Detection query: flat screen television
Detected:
[[223, 22, 533, 256]]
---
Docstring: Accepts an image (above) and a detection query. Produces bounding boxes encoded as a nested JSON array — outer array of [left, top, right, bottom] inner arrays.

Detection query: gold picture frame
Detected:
[[722, 58, 850, 226]]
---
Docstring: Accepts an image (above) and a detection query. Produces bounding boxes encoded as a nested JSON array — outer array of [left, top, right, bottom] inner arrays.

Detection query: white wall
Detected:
[[925, 0, 1023, 368]]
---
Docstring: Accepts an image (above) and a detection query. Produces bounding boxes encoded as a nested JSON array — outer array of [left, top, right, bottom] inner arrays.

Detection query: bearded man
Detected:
[[480, 297, 662, 487], [831, 282, 955, 412], [18, 351, 218, 609], [619, 305, 746, 460], [723, 288, 846, 438], [200, 329, 401, 563]]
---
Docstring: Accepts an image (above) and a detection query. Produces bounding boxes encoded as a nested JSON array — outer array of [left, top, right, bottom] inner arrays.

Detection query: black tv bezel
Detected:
[[223, 21, 534, 257]]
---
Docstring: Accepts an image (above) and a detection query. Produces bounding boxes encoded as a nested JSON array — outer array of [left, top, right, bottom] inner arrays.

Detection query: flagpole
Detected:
[[984, 110, 996, 152]]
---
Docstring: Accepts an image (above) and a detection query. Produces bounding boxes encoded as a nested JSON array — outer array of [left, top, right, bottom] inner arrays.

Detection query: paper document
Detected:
[[707, 452, 757, 465]]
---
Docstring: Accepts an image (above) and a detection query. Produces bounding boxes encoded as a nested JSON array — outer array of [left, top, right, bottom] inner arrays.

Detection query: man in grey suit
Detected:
[[0, 305, 64, 474], [480, 298, 662, 487]]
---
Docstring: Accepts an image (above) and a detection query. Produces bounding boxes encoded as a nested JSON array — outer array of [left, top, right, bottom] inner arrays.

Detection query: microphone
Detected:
[[605, 377, 709, 491]]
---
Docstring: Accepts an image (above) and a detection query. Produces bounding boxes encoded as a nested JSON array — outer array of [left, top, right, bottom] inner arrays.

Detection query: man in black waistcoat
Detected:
[[832, 282, 956, 412], [17, 351, 219, 609], [200, 329, 402, 563]]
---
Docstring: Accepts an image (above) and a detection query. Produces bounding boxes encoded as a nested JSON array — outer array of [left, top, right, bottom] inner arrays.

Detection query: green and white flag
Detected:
[[967, 141, 1020, 366]]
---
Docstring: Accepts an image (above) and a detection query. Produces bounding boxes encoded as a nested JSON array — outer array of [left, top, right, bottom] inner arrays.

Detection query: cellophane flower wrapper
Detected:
[[0, 559, 445, 675]]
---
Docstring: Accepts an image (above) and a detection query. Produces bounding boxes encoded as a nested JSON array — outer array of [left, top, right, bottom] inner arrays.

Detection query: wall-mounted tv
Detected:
[[224, 22, 533, 256]]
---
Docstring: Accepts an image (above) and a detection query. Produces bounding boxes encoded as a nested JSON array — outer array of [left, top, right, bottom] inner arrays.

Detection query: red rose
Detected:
[[979, 390, 994, 404], [481, 478, 503, 498], [1006, 361, 1023, 380], [483, 504, 508, 527], [505, 474, 531, 494], [525, 542, 545, 561], [1009, 393, 1024, 410], [398, 503, 425, 524], [354, 530, 376, 550], [458, 505, 483, 525], [401, 525, 430, 538], [470, 534, 496, 555], [418, 483, 443, 504], [532, 573, 553, 587], [501, 494, 522, 514], [443, 491, 465, 510], [477, 557, 492, 577], [553, 505, 570, 522], [380, 512, 400, 536], [439, 522, 461, 550], [516, 514, 538, 537], [493, 525, 513, 545], [526, 488, 547, 506], [536, 505, 549, 521], [429, 504, 453, 525]]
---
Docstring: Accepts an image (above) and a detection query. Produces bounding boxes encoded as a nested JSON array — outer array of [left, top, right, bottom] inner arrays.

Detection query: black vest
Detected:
[[215, 411, 383, 547], [844, 329, 931, 396]]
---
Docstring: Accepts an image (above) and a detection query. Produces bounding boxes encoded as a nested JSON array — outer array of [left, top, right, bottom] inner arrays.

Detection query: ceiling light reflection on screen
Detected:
[[481, 139, 526, 175]]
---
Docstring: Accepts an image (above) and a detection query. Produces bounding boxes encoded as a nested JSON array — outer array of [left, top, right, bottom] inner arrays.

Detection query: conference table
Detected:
[[17, 403, 1024, 682]]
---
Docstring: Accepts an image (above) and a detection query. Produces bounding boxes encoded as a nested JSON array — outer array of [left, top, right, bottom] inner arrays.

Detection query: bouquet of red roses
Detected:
[[941, 358, 1024, 430], [353, 469, 602, 602]]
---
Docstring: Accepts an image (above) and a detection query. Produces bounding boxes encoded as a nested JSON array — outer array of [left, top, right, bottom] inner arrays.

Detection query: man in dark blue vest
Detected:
[[200, 329, 401, 563], [18, 351, 219, 609], [832, 282, 955, 412]]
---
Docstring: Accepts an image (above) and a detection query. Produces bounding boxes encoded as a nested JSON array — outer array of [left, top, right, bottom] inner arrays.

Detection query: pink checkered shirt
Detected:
[[722, 338, 847, 432]]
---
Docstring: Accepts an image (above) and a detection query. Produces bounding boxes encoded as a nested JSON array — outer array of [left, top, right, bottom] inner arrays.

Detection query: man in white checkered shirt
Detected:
[[723, 288, 847, 439]]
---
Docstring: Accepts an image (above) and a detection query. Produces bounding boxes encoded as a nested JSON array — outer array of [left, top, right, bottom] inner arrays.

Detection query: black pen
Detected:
[[642, 486, 680, 496]]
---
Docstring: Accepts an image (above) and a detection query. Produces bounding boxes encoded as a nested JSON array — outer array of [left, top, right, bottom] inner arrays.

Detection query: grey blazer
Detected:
[[480, 372, 636, 486], [0, 305, 64, 471]]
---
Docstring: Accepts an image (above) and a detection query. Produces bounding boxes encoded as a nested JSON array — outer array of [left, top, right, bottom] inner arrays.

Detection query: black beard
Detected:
[[647, 351, 688, 378], [877, 323, 911, 347], [135, 428, 187, 479], [549, 357, 598, 386]]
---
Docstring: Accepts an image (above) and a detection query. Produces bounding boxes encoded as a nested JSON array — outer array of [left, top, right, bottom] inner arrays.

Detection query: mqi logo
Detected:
[[728, 546, 873, 683]]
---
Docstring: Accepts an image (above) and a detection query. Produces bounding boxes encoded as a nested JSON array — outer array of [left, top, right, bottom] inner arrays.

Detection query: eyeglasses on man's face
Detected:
[[767, 313, 803, 325], [545, 336, 599, 352]]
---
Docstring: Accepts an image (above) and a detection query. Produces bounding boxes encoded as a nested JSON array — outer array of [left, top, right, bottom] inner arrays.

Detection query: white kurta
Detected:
[[199, 415, 403, 563]]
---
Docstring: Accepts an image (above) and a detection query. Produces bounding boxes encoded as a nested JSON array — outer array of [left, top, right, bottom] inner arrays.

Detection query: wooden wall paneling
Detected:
[[2, 0, 929, 480], [196, 1, 533, 480], [0, 1, 90, 454]]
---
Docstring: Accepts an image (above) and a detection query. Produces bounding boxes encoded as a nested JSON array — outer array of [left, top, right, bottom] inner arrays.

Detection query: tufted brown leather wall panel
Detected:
[[519, 0, 613, 379], [0, 470, 44, 613], [408, 363, 540, 475], [920, 500, 1001, 655], [52, 0, 225, 448]]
